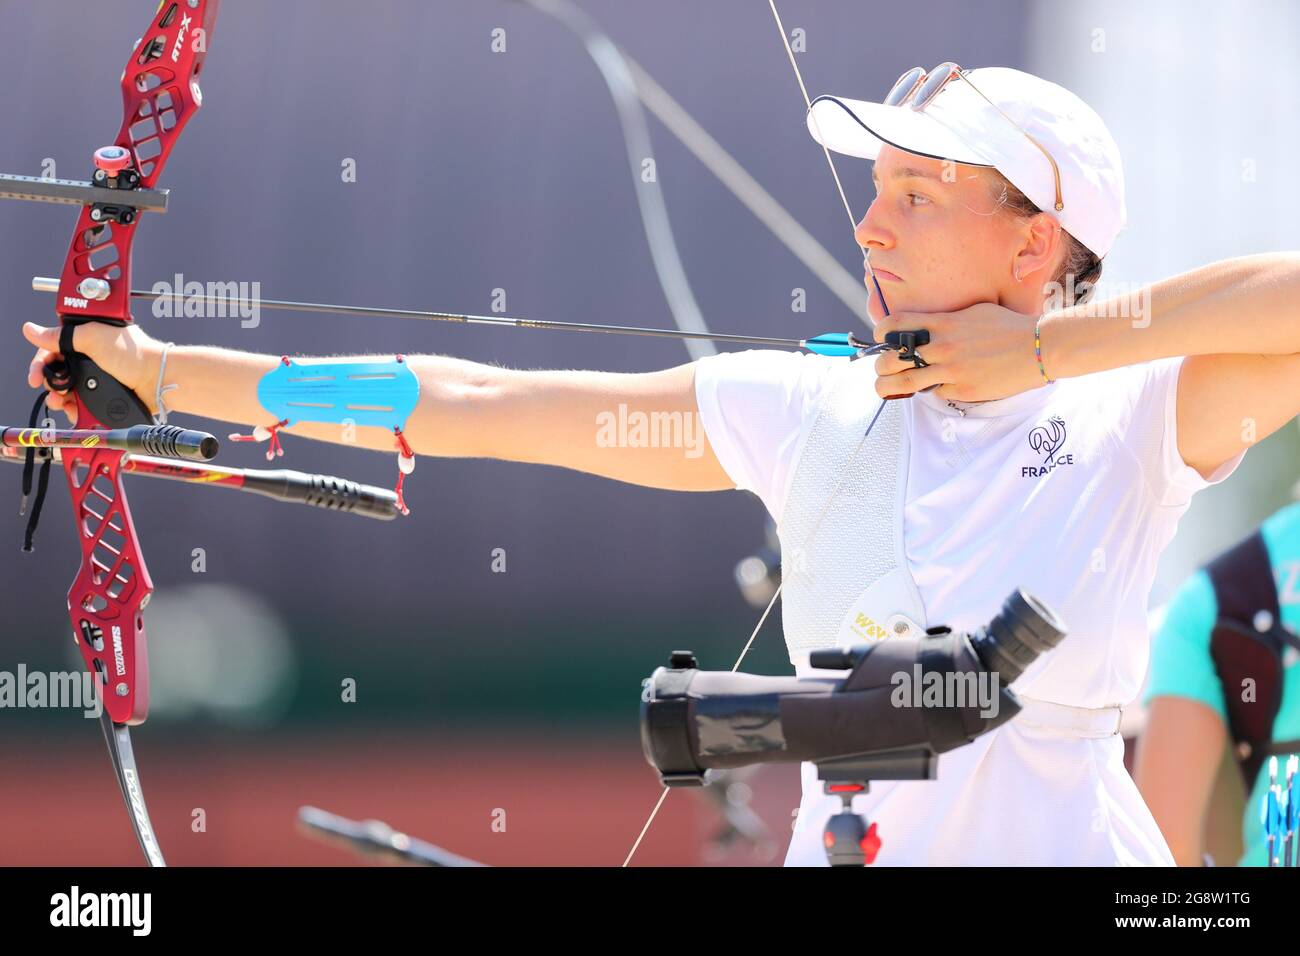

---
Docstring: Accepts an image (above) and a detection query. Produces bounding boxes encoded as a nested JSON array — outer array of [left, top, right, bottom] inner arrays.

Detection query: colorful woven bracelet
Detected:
[[1034, 320, 1054, 384]]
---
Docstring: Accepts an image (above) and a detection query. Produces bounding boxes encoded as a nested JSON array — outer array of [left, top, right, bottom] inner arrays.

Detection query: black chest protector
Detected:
[[1206, 531, 1300, 788]]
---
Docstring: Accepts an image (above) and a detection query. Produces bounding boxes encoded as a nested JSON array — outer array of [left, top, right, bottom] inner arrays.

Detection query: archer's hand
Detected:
[[871, 303, 1046, 403], [23, 321, 162, 425]]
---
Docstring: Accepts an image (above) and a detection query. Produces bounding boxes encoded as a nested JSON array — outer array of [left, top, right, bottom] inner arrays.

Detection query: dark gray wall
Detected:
[[0, 1, 1029, 719]]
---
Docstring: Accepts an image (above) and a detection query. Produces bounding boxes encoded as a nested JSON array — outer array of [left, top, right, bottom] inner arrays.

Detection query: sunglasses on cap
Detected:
[[886, 63, 1063, 213]]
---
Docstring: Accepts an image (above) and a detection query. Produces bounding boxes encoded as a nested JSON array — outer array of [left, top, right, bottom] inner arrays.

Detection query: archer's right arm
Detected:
[[1133, 571, 1241, 866], [23, 321, 735, 493], [1134, 696, 1237, 866]]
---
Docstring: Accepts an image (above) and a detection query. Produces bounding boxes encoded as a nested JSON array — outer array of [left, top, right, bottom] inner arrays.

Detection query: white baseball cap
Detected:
[[806, 67, 1126, 259]]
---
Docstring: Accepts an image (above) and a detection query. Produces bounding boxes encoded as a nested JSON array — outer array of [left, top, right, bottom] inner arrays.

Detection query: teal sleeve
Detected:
[[1143, 570, 1227, 720], [1260, 501, 1300, 573]]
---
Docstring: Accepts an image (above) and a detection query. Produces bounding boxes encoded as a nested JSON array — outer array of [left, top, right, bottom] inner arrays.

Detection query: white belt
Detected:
[[1013, 695, 1123, 738]]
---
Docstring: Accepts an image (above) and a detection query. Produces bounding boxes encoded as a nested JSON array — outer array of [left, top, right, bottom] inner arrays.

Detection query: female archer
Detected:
[[26, 64, 1300, 865]]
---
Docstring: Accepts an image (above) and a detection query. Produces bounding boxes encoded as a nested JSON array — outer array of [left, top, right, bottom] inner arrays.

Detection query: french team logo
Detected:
[[1022, 415, 1074, 478]]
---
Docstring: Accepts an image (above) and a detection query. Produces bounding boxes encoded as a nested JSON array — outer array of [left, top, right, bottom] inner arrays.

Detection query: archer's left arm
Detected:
[[1044, 253, 1300, 479]]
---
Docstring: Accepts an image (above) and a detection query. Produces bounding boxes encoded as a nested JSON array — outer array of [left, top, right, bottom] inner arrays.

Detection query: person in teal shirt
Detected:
[[1137, 501, 1300, 865]]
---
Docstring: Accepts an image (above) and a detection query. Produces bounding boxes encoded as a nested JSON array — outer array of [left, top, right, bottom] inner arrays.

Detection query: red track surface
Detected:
[[0, 730, 799, 866]]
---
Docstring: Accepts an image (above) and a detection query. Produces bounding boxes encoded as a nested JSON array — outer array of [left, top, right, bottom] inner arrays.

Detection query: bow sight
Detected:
[[638, 588, 1067, 865]]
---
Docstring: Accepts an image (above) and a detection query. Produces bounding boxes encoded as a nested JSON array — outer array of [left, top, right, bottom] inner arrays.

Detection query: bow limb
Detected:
[[42, 0, 223, 867]]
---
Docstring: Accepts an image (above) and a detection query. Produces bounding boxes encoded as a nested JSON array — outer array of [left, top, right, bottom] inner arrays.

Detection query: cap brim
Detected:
[[807, 95, 995, 167]]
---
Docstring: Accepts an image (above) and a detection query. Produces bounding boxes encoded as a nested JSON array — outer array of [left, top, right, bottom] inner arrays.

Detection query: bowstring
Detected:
[[767, 0, 890, 317], [623, 391, 892, 867], [623, 0, 894, 867]]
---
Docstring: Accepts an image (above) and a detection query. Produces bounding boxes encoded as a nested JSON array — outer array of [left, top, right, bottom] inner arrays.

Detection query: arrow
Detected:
[[1264, 756, 1282, 866], [1288, 754, 1298, 867], [32, 277, 875, 358]]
